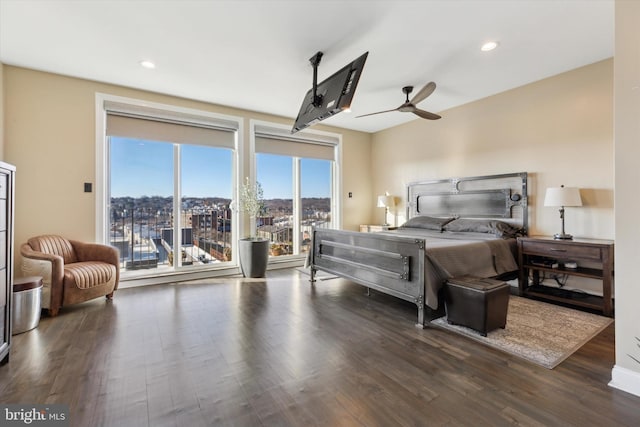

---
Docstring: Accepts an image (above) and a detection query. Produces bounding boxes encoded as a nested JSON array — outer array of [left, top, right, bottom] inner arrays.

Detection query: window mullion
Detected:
[[293, 158, 301, 255], [173, 144, 182, 268], [331, 160, 338, 229]]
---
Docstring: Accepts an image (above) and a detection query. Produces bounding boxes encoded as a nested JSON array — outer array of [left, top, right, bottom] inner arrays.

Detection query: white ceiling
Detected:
[[0, 0, 614, 134]]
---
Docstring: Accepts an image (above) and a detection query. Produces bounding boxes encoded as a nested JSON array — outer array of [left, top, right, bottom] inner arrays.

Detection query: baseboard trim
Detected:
[[118, 259, 304, 289], [609, 365, 640, 397]]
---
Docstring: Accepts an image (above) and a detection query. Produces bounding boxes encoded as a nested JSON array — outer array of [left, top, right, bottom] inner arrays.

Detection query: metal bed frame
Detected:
[[308, 172, 528, 328]]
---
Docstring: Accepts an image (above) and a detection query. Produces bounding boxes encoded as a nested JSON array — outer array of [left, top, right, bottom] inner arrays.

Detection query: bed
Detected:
[[308, 172, 528, 327]]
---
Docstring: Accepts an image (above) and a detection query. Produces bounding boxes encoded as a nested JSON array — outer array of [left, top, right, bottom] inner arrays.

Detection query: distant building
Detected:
[[257, 225, 292, 244], [161, 228, 193, 246]]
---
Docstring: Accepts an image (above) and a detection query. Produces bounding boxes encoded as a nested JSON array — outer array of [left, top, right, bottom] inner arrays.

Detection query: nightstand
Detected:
[[359, 225, 396, 233], [517, 236, 614, 317]]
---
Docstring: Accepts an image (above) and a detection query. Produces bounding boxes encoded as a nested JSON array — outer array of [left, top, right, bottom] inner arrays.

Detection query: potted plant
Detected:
[[238, 177, 270, 278]]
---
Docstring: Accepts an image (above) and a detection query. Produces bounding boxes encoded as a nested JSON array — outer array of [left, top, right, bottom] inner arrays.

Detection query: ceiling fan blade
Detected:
[[410, 81, 436, 105], [355, 107, 400, 118], [413, 108, 441, 120]]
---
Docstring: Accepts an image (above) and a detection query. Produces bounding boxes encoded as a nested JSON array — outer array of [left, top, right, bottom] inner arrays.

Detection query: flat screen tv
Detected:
[[291, 51, 368, 134]]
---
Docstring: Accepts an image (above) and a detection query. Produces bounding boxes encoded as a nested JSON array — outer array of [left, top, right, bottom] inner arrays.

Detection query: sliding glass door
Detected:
[[101, 98, 239, 278], [109, 138, 175, 271], [179, 144, 234, 266], [254, 123, 338, 258], [300, 158, 332, 253], [108, 137, 235, 275], [256, 153, 294, 256]]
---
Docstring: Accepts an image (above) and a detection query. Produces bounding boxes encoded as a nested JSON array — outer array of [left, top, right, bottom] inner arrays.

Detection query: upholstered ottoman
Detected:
[[444, 276, 510, 336]]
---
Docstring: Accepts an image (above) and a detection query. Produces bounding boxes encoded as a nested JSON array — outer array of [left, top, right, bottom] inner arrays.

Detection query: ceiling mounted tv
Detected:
[[291, 51, 368, 134]]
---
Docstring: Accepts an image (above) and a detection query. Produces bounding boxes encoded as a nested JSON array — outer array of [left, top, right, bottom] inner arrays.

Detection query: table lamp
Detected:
[[544, 185, 582, 240], [377, 193, 395, 226]]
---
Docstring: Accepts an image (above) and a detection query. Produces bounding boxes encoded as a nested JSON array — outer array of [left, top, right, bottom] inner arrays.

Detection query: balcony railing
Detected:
[[109, 205, 329, 273], [110, 206, 231, 271]]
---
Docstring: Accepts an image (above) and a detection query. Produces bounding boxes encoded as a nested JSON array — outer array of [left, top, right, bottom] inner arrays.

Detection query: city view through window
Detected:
[[109, 137, 332, 274]]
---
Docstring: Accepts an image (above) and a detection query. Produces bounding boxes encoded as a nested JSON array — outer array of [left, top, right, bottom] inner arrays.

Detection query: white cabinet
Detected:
[[0, 161, 15, 365]]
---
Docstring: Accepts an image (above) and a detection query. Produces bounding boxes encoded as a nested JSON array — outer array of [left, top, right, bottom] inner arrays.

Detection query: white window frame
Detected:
[[250, 119, 342, 261], [95, 93, 244, 283]]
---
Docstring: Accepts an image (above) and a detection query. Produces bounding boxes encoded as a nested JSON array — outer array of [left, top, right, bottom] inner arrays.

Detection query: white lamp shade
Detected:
[[377, 195, 395, 208], [544, 186, 582, 207]]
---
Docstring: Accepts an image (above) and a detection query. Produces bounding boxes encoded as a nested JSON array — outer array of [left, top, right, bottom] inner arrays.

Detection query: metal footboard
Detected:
[[309, 228, 427, 327]]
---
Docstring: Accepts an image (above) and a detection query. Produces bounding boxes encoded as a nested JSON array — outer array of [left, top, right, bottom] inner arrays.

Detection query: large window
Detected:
[[300, 158, 332, 252], [98, 96, 240, 279], [253, 122, 339, 258]]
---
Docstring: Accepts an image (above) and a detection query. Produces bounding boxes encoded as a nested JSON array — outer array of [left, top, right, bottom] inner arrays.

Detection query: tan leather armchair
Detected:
[[20, 235, 120, 316]]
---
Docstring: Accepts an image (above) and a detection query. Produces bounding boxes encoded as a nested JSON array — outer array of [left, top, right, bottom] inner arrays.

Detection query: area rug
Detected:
[[431, 295, 613, 369]]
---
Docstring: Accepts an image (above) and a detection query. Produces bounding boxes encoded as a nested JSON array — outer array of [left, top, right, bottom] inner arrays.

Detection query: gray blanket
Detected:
[[381, 229, 518, 309]]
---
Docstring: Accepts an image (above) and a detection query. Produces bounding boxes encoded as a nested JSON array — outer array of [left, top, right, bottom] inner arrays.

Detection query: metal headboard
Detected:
[[406, 172, 528, 233]]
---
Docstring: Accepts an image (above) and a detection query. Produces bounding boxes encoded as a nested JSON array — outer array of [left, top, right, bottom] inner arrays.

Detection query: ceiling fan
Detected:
[[357, 82, 442, 120]]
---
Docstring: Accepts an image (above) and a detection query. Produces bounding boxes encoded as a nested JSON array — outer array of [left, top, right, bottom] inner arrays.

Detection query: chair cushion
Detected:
[[64, 261, 116, 289], [28, 235, 78, 264]]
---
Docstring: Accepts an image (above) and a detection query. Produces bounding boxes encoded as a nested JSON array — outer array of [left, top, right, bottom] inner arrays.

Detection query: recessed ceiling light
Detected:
[[481, 41, 499, 52], [139, 60, 156, 69]]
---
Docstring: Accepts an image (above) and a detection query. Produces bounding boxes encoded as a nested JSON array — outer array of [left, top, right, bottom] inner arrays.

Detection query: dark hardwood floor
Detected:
[[1, 268, 638, 426]]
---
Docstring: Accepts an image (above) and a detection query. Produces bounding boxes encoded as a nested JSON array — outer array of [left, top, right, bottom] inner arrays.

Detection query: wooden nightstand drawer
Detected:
[[520, 240, 602, 261]]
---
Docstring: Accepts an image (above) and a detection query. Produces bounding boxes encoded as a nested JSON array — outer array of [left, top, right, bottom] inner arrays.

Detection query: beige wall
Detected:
[[372, 59, 614, 241], [372, 60, 614, 295], [3, 66, 372, 268], [612, 0, 640, 394]]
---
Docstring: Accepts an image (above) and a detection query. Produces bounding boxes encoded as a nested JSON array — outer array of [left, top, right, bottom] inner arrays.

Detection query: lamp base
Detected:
[[553, 233, 573, 240]]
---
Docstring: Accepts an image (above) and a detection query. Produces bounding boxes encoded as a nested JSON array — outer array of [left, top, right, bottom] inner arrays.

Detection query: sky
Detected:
[[110, 137, 331, 199]]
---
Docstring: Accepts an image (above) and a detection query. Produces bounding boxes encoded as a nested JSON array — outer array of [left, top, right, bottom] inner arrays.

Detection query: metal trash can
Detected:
[[12, 276, 43, 335]]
